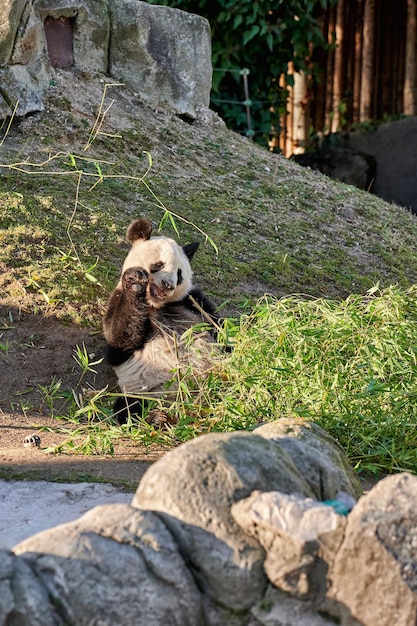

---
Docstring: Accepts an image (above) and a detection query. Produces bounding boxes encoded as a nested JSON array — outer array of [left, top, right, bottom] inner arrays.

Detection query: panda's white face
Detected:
[[121, 235, 194, 308]]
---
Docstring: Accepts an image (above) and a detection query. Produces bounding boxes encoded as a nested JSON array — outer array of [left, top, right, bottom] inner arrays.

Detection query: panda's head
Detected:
[[120, 218, 199, 309]]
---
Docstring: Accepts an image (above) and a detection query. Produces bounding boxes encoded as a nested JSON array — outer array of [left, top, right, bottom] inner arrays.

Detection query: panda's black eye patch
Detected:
[[150, 261, 164, 273], [177, 268, 183, 285]]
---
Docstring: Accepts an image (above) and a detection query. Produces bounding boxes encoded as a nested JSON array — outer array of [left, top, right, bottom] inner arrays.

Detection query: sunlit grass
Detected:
[[3, 83, 417, 476], [209, 285, 417, 475], [40, 284, 417, 476]]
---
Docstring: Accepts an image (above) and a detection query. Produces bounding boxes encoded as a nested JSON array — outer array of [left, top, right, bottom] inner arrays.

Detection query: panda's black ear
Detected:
[[126, 218, 153, 243], [183, 241, 199, 261]]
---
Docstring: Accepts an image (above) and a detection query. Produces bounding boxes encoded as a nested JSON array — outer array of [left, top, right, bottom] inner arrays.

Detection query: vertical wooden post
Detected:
[[344, 1, 356, 127], [404, 0, 417, 114], [324, 3, 337, 131], [360, 0, 375, 121], [293, 71, 308, 153], [352, 0, 364, 124], [278, 74, 287, 154], [311, 8, 329, 132], [331, 0, 345, 131], [286, 62, 294, 156]]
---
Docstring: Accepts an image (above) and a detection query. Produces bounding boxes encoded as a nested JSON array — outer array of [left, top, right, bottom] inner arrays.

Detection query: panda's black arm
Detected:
[[181, 288, 224, 341], [184, 289, 232, 350], [104, 343, 135, 367], [103, 287, 152, 366], [184, 288, 218, 320]]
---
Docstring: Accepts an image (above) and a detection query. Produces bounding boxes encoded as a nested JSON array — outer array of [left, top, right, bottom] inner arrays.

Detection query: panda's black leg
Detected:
[[113, 395, 148, 425]]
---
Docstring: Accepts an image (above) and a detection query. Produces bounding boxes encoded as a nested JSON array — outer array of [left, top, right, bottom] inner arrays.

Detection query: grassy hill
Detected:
[[2, 71, 417, 476], [1, 71, 417, 326]]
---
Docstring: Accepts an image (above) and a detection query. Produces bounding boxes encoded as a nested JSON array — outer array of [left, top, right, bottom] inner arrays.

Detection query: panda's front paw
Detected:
[[122, 267, 149, 293]]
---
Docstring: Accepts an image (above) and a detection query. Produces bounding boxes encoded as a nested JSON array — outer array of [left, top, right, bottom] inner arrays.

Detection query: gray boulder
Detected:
[[4, 422, 414, 626], [109, 0, 212, 118], [0, 0, 27, 64], [249, 586, 344, 626], [348, 117, 417, 212], [0, 0, 211, 119], [0, 0, 50, 116], [36, 0, 110, 73], [0, 61, 50, 117], [327, 473, 417, 625], [256, 418, 362, 500], [14, 503, 204, 626], [132, 430, 315, 615], [0, 548, 59, 625], [232, 490, 346, 600]]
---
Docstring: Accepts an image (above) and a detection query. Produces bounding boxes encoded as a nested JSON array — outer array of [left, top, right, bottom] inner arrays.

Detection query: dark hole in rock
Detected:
[[177, 113, 195, 125], [44, 16, 75, 69]]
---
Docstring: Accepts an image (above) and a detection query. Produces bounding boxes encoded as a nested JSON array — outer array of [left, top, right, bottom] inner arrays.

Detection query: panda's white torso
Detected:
[[114, 307, 215, 394]]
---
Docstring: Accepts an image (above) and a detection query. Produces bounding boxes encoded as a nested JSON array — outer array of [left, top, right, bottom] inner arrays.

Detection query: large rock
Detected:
[[109, 0, 212, 117], [349, 117, 417, 212], [132, 430, 315, 615], [0, 548, 59, 625], [0, 0, 50, 116], [0, 0, 109, 117], [0, 0, 211, 119], [3, 424, 414, 626], [255, 418, 362, 500], [294, 144, 376, 192], [0, 0, 27, 64], [14, 504, 203, 626], [35, 0, 110, 73], [249, 586, 343, 626], [232, 491, 346, 600], [0, 61, 50, 117], [327, 473, 417, 625], [9, 1, 47, 67]]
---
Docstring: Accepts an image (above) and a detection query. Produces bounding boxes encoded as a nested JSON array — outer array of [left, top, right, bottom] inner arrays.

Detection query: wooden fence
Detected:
[[279, 0, 417, 156]]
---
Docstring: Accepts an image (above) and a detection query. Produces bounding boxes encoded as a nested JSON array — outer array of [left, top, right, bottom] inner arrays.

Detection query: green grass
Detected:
[[211, 285, 417, 475], [41, 285, 417, 476], [2, 81, 417, 323], [3, 81, 417, 476]]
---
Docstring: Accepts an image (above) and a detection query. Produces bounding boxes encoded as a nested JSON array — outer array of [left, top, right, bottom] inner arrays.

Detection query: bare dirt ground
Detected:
[[0, 307, 378, 494], [0, 305, 164, 490]]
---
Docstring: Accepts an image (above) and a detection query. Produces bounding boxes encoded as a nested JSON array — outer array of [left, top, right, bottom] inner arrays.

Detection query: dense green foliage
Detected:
[[47, 286, 417, 477], [215, 287, 417, 474], [147, 0, 335, 144]]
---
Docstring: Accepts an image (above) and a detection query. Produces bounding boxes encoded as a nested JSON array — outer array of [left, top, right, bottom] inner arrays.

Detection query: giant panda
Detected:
[[103, 217, 218, 422]]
